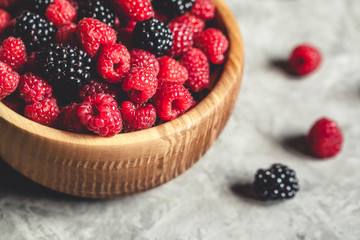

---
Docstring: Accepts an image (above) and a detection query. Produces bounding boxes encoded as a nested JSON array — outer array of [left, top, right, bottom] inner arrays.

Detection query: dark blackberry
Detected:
[[153, 0, 195, 16], [32, 0, 54, 14], [14, 11, 57, 52], [254, 163, 300, 200], [36, 43, 92, 104], [78, 0, 115, 27], [133, 18, 173, 57]]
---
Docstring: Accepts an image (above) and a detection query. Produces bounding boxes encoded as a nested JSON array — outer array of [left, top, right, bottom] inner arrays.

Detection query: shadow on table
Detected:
[[281, 134, 314, 158], [270, 58, 300, 78]]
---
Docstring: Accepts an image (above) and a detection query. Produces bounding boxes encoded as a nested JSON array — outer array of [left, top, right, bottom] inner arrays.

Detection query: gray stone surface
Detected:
[[1, 0, 360, 239]]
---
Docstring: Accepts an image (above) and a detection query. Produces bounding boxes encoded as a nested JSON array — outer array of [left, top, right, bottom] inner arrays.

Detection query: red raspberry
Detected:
[[307, 118, 343, 159], [122, 67, 158, 103], [55, 22, 78, 44], [111, 0, 154, 22], [77, 18, 117, 57], [181, 48, 209, 92], [46, 0, 77, 27], [2, 91, 25, 114], [77, 94, 122, 137], [191, 0, 216, 20], [120, 101, 156, 131], [58, 103, 88, 133], [157, 56, 188, 85], [168, 22, 194, 58], [194, 28, 229, 64], [155, 84, 194, 121], [121, 17, 137, 30], [130, 48, 159, 75], [97, 44, 131, 83], [0, 37, 27, 71], [117, 27, 133, 50], [24, 98, 60, 127], [79, 79, 119, 101], [0, 61, 20, 100], [172, 14, 205, 35], [289, 44, 322, 76], [0, 9, 11, 35], [18, 73, 52, 104]]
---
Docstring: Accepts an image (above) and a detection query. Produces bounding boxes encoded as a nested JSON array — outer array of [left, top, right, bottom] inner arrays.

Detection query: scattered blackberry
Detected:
[[153, 0, 195, 16], [254, 164, 300, 200], [33, 0, 54, 14], [78, 0, 116, 27], [14, 11, 57, 52], [133, 18, 173, 57], [36, 43, 92, 104]]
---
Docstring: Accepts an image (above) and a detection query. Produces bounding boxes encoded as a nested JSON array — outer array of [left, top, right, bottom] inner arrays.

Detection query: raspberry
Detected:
[[0, 61, 20, 100], [111, 0, 154, 22], [122, 67, 158, 103], [180, 48, 209, 92], [18, 73, 53, 104], [58, 103, 88, 133], [77, 17, 117, 57], [55, 22, 77, 44], [307, 118, 343, 159], [153, 0, 195, 17], [24, 98, 60, 127], [289, 44, 322, 76], [46, 0, 77, 27], [0, 37, 27, 71], [120, 101, 156, 131], [254, 164, 300, 200], [130, 48, 159, 75], [155, 83, 194, 121], [79, 79, 119, 101], [97, 43, 131, 83], [78, 0, 115, 27], [0, 9, 11, 35], [2, 91, 25, 114], [191, 0, 215, 20], [168, 22, 194, 58], [194, 28, 229, 64], [171, 14, 205, 34], [77, 93, 122, 137], [157, 56, 188, 85]]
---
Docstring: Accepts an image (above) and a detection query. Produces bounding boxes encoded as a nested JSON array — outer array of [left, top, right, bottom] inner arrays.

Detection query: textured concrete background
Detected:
[[1, 0, 360, 239]]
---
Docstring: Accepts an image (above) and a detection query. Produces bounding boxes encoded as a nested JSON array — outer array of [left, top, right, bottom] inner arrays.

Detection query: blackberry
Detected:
[[254, 163, 300, 200], [133, 18, 173, 57], [153, 0, 195, 16], [32, 0, 54, 14], [36, 43, 92, 104], [14, 11, 57, 52], [78, 0, 115, 27]]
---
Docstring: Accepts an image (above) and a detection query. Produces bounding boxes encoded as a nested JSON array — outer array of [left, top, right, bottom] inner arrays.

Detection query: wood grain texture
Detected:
[[0, 0, 244, 199]]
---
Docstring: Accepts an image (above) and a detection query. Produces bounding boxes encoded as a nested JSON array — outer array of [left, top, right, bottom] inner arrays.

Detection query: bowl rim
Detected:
[[0, 0, 244, 147]]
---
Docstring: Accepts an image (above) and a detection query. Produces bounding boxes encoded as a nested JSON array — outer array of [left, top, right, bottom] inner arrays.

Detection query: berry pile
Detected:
[[0, 0, 229, 137]]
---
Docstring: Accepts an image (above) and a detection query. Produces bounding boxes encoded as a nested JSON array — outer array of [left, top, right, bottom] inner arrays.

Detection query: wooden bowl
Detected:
[[0, 0, 244, 199]]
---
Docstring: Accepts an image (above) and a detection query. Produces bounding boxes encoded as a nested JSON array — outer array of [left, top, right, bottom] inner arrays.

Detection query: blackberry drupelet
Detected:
[[133, 18, 173, 57], [153, 0, 195, 16], [78, 0, 115, 27], [254, 163, 300, 200], [33, 0, 54, 13], [36, 43, 92, 104], [14, 11, 57, 52]]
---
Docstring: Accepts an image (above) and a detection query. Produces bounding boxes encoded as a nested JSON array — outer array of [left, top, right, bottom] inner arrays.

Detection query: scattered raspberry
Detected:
[[155, 83, 194, 121], [97, 43, 131, 83], [194, 28, 229, 64], [130, 48, 159, 75], [289, 44, 322, 76], [117, 27, 133, 50], [58, 103, 88, 133], [55, 22, 77, 44], [46, 0, 77, 27], [111, 0, 154, 22], [121, 17, 137, 30], [181, 48, 209, 92], [172, 14, 205, 34], [18, 73, 53, 104], [77, 93, 122, 137], [122, 67, 158, 103], [157, 56, 188, 85], [0, 61, 20, 100], [24, 98, 60, 127], [191, 0, 215, 20], [168, 22, 194, 58], [79, 79, 119, 101], [0, 37, 27, 71], [77, 18, 117, 57], [307, 118, 343, 159], [121, 101, 156, 131], [0, 8, 11, 35], [2, 91, 25, 114]]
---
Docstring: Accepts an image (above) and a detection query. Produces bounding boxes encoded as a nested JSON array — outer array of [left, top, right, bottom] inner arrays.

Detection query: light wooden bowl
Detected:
[[0, 0, 243, 198]]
